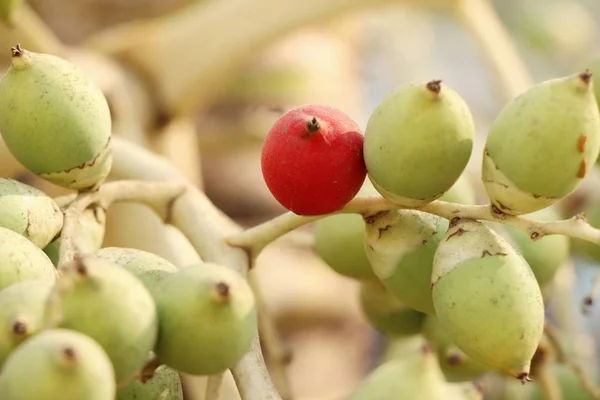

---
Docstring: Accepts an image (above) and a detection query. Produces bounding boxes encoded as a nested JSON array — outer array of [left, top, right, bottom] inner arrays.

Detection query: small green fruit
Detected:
[[359, 281, 425, 336], [117, 365, 183, 400], [0, 45, 112, 190], [364, 80, 474, 206], [364, 209, 448, 315], [0, 329, 115, 400], [314, 182, 378, 280], [0, 226, 56, 290], [431, 219, 545, 381], [482, 71, 600, 215], [44, 255, 158, 384], [0, 280, 54, 367], [0, 178, 63, 248], [154, 263, 257, 375]]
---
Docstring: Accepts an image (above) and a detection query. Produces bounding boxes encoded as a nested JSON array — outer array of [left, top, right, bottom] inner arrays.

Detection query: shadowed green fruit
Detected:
[[0, 226, 56, 290], [0, 329, 115, 400], [0, 280, 53, 367], [364, 209, 448, 315], [117, 365, 183, 400], [359, 281, 425, 336], [314, 182, 378, 280], [0, 178, 63, 248], [364, 80, 474, 206], [0, 45, 112, 190], [93, 247, 178, 298], [440, 174, 477, 205], [422, 315, 490, 382], [154, 263, 257, 375], [482, 72, 600, 215], [44, 255, 158, 384], [432, 219, 545, 381]]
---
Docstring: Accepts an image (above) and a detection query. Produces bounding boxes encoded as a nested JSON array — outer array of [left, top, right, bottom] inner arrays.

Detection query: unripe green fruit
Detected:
[[0, 226, 56, 290], [0, 329, 115, 400], [439, 174, 477, 205], [0, 178, 62, 248], [504, 208, 570, 287], [364, 80, 475, 207], [93, 247, 178, 298], [154, 263, 257, 375], [0, 0, 21, 24], [359, 281, 425, 336], [0, 45, 112, 190], [117, 365, 183, 400], [0, 280, 53, 367], [44, 255, 158, 384], [314, 182, 378, 280], [482, 71, 600, 215], [422, 315, 490, 382], [44, 205, 106, 266], [364, 209, 448, 315], [432, 219, 545, 381]]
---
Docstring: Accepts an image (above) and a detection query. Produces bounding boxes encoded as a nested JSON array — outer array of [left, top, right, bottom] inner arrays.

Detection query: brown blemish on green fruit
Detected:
[[364, 211, 389, 224], [11, 319, 27, 335], [577, 134, 587, 153], [530, 232, 540, 240], [579, 70, 593, 85], [377, 225, 392, 239], [578, 159, 587, 178], [446, 228, 466, 241], [426, 80, 442, 94], [62, 346, 77, 361]]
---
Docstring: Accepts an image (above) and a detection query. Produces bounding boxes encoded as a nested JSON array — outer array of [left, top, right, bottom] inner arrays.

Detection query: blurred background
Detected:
[[2, 0, 600, 399]]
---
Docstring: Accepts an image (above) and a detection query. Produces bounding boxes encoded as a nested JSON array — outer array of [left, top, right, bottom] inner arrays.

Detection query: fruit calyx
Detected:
[[580, 70, 593, 85], [426, 80, 442, 94], [305, 117, 321, 135]]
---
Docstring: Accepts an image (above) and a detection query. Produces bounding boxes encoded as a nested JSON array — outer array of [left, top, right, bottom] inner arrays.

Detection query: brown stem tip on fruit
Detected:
[[62, 346, 77, 361], [11, 320, 28, 335], [213, 282, 231, 303], [426, 80, 442, 94], [10, 44, 23, 57], [306, 117, 321, 133], [517, 372, 532, 384], [446, 353, 464, 366], [579, 70, 593, 85]]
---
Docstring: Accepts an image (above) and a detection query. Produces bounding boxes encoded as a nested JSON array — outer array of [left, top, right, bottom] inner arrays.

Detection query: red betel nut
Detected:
[[261, 105, 367, 216]]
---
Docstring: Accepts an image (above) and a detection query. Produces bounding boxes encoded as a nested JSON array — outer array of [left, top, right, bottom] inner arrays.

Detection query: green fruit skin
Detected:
[[359, 281, 425, 336], [44, 256, 158, 384], [439, 174, 477, 205], [432, 220, 545, 379], [117, 365, 183, 400], [154, 263, 257, 375], [93, 247, 178, 298], [365, 209, 448, 315], [0, 178, 63, 248], [482, 72, 600, 215], [504, 208, 570, 287], [0, 280, 54, 367], [0, 328, 115, 400], [314, 182, 379, 281], [422, 315, 490, 382], [0, 226, 57, 290], [364, 81, 474, 206], [0, 48, 112, 190]]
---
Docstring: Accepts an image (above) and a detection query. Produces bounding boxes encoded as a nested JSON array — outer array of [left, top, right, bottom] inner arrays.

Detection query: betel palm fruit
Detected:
[[314, 181, 379, 281], [0, 178, 63, 248], [359, 280, 425, 336], [482, 71, 600, 215], [261, 104, 367, 216], [0, 280, 54, 367], [364, 209, 448, 315], [422, 315, 490, 382], [93, 247, 178, 298], [431, 218, 545, 381], [364, 80, 474, 207], [117, 365, 183, 400], [44, 255, 158, 384], [154, 263, 257, 375], [0, 45, 112, 191], [0, 226, 56, 291], [0, 329, 115, 400]]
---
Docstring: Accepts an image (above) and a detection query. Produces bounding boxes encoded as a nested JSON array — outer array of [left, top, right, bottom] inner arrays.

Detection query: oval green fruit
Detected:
[[482, 71, 600, 215], [364, 80, 475, 206], [364, 209, 448, 315], [0, 328, 115, 400], [154, 263, 257, 375], [0, 45, 112, 190], [117, 365, 183, 400], [0, 178, 63, 248], [431, 218, 545, 381]]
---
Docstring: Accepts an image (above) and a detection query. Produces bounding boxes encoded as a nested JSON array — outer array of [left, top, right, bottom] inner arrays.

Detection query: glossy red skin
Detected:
[[261, 104, 367, 216]]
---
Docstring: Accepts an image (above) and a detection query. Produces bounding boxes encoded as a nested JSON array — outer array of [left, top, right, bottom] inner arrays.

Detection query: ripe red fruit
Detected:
[[261, 104, 367, 216]]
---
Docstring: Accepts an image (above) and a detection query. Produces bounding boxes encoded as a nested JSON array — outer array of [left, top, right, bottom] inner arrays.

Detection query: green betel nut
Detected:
[[0, 329, 115, 400], [0, 45, 112, 190], [116, 365, 183, 400], [482, 71, 600, 215], [431, 219, 545, 381], [0, 178, 63, 248], [364, 80, 475, 207]]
